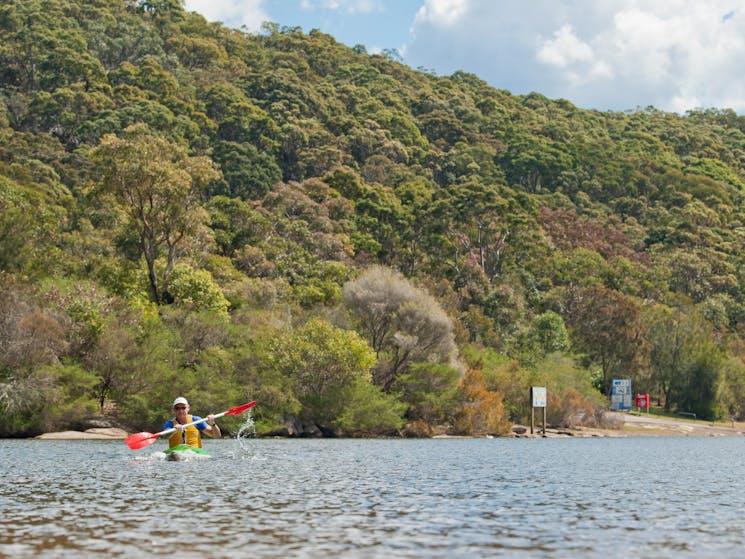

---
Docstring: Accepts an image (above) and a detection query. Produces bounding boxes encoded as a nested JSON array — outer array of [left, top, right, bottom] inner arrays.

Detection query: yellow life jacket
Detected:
[[168, 414, 203, 449]]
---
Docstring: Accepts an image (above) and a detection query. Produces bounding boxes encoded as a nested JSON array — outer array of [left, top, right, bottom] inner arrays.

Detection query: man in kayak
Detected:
[[163, 397, 221, 449]]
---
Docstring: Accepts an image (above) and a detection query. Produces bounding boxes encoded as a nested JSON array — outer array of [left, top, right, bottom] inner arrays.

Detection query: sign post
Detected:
[[531, 386, 547, 435]]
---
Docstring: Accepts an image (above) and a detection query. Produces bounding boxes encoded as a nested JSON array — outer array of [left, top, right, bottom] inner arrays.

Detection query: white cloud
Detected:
[[414, 0, 470, 27], [300, 0, 384, 13], [183, 0, 269, 32], [608, 8, 685, 84], [537, 24, 594, 68], [669, 94, 702, 114], [594, 3, 745, 110], [405, 0, 745, 113]]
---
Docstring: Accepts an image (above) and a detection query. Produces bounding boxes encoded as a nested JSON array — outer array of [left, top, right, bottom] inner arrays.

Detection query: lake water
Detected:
[[2, 436, 745, 558]]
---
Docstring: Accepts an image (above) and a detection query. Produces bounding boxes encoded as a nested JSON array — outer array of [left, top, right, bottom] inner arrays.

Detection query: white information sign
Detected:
[[532, 386, 547, 408]]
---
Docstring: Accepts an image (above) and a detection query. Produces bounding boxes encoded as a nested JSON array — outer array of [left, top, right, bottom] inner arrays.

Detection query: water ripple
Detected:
[[2, 437, 745, 557]]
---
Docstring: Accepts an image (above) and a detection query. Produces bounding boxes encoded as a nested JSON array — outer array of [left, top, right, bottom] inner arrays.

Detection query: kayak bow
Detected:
[[163, 444, 212, 461]]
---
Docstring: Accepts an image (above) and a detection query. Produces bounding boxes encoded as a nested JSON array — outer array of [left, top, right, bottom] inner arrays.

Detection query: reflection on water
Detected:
[[1, 436, 745, 558]]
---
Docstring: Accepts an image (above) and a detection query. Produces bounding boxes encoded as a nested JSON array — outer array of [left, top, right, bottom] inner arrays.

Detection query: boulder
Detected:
[[511, 425, 528, 435], [35, 428, 128, 440]]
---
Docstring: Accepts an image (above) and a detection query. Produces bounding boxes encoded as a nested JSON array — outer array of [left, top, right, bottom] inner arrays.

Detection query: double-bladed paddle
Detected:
[[125, 401, 256, 450]]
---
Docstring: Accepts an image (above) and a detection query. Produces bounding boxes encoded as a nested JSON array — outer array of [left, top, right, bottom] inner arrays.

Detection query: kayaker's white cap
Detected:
[[173, 397, 189, 407]]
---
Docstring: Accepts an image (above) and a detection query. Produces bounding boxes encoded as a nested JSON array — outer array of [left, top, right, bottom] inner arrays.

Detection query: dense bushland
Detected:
[[3, 0, 745, 436]]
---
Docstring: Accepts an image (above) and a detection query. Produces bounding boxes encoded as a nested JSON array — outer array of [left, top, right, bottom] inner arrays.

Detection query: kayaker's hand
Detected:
[[207, 414, 216, 426], [175, 423, 184, 431]]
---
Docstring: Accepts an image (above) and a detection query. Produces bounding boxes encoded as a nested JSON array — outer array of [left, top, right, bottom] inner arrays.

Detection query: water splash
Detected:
[[233, 410, 257, 459], [130, 450, 167, 464], [237, 411, 256, 439]]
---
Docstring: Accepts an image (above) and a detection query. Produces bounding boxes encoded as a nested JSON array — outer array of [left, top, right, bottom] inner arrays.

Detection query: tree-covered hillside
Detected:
[[3, 0, 745, 436]]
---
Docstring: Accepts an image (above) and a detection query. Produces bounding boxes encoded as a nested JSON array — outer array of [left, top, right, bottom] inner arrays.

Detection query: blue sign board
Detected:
[[611, 378, 632, 411]]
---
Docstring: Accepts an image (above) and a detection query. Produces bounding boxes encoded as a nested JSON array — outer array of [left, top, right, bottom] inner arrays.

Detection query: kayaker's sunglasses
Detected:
[[174, 405, 187, 410]]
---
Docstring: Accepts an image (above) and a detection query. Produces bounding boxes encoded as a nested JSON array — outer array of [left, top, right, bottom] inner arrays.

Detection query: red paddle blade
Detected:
[[224, 401, 256, 416], [125, 432, 159, 450]]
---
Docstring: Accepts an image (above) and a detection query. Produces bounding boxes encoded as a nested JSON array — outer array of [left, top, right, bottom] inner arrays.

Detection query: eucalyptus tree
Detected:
[[564, 285, 648, 395], [644, 303, 723, 418], [91, 123, 221, 304]]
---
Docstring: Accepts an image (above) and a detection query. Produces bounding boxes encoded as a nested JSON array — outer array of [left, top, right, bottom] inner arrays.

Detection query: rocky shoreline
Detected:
[[533, 419, 745, 438], [34, 421, 745, 440], [32, 416, 745, 440]]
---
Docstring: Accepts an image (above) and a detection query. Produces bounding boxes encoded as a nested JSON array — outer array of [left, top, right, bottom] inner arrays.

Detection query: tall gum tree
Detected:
[[564, 285, 649, 395], [91, 123, 221, 304]]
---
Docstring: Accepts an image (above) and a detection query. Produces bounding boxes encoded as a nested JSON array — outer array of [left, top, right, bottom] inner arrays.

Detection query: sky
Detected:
[[182, 0, 745, 114]]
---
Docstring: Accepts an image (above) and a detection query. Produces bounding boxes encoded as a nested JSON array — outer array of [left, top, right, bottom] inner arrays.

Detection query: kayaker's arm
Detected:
[[205, 414, 221, 438]]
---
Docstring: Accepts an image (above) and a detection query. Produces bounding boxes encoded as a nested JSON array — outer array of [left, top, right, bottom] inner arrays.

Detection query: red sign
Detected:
[[635, 394, 650, 409]]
